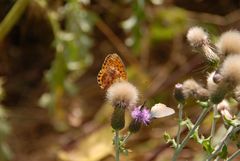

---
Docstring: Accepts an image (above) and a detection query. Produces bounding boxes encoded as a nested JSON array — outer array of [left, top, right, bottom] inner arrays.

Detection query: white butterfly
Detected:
[[150, 103, 175, 119]]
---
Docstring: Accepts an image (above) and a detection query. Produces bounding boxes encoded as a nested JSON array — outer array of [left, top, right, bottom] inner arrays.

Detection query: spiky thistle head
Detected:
[[187, 26, 208, 47], [128, 105, 151, 133], [187, 26, 219, 64], [174, 83, 185, 103], [219, 54, 240, 85], [106, 80, 139, 109], [182, 79, 209, 101], [210, 54, 240, 104], [128, 103, 175, 133]]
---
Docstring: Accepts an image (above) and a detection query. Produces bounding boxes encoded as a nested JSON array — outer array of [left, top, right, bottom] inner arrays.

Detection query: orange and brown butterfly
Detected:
[[97, 53, 127, 90]]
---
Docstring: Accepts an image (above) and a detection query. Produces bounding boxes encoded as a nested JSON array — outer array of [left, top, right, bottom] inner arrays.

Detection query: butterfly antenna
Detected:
[[140, 101, 146, 110]]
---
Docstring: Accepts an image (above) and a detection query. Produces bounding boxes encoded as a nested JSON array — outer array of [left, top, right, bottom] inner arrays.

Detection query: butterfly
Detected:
[[150, 103, 175, 119], [97, 53, 127, 90]]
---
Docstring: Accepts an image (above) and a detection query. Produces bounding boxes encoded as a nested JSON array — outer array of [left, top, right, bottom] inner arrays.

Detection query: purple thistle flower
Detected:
[[131, 106, 151, 125]]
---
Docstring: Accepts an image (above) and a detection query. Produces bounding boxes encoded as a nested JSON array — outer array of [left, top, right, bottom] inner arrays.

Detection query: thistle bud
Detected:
[[111, 105, 125, 130], [128, 120, 141, 133], [174, 83, 185, 103], [213, 72, 223, 84], [128, 106, 151, 133]]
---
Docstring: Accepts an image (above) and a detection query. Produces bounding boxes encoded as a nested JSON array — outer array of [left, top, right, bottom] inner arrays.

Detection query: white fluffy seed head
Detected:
[[220, 54, 240, 85], [182, 79, 199, 97], [187, 26, 208, 47], [216, 30, 240, 57], [106, 80, 138, 109], [182, 79, 209, 101]]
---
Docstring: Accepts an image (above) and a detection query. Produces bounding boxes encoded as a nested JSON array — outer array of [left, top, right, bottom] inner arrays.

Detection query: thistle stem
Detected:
[[172, 106, 211, 161], [206, 126, 238, 161], [114, 130, 120, 161], [211, 104, 218, 139], [176, 103, 183, 147], [226, 149, 240, 161], [207, 112, 240, 160]]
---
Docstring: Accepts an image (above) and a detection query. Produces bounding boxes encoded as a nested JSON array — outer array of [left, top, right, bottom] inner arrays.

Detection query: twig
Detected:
[[95, 18, 139, 65], [145, 54, 202, 99], [0, 0, 30, 41], [188, 9, 240, 26]]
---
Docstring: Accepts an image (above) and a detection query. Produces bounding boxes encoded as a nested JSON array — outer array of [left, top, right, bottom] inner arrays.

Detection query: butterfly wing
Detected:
[[150, 103, 175, 118], [97, 53, 127, 90], [105, 53, 127, 80]]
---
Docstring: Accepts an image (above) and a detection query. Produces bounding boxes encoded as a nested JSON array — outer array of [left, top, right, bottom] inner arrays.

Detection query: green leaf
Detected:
[[201, 137, 214, 154], [218, 144, 228, 159], [224, 116, 240, 127], [163, 132, 177, 148], [181, 118, 194, 130], [197, 101, 209, 108]]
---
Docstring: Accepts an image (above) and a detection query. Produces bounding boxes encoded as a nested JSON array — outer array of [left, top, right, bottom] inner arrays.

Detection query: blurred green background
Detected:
[[0, 0, 240, 161]]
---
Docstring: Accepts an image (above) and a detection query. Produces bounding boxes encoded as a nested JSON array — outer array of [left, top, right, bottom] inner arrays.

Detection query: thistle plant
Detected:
[[107, 82, 175, 160], [165, 27, 240, 161], [97, 54, 175, 161]]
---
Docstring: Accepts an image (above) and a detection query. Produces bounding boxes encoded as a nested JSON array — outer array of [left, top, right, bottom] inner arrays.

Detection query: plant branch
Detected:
[[0, 0, 30, 41], [227, 149, 240, 161], [95, 17, 139, 66], [172, 106, 212, 161], [207, 126, 240, 161]]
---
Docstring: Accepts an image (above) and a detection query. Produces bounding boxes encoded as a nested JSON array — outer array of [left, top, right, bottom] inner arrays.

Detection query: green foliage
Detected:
[[62, 0, 95, 69], [201, 137, 214, 154], [150, 7, 187, 41], [38, 0, 95, 130], [122, 0, 146, 54], [164, 132, 177, 148]]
